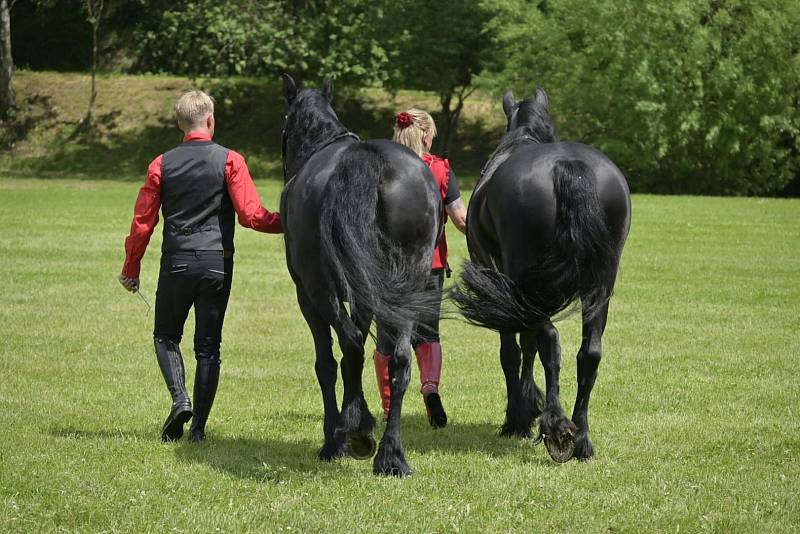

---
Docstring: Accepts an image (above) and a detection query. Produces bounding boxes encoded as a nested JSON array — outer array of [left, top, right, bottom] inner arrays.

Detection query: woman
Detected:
[[373, 108, 467, 428]]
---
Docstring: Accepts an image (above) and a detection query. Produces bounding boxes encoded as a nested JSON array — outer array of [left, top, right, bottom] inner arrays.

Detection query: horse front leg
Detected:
[[334, 304, 377, 461], [536, 320, 577, 462], [296, 288, 344, 461], [572, 301, 610, 460], [373, 322, 413, 476]]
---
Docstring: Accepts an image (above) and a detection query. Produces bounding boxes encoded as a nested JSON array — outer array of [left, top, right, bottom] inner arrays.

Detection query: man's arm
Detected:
[[225, 151, 282, 233], [119, 156, 163, 290]]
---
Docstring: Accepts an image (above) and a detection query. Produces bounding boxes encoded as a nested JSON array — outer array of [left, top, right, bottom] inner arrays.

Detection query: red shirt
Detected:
[[121, 132, 282, 277], [422, 153, 451, 270]]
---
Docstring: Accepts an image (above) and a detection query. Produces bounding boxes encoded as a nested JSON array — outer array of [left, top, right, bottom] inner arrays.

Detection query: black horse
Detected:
[[280, 75, 441, 476], [452, 88, 631, 462]]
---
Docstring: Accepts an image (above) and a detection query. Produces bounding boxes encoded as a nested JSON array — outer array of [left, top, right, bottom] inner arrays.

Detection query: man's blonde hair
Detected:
[[175, 90, 215, 130], [393, 108, 437, 156]]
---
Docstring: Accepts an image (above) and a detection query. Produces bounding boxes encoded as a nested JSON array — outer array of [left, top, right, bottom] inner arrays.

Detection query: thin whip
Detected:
[[134, 289, 151, 313]]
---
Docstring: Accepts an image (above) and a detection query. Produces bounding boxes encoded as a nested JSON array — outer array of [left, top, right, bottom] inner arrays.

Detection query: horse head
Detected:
[[502, 88, 556, 143], [281, 74, 345, 181]]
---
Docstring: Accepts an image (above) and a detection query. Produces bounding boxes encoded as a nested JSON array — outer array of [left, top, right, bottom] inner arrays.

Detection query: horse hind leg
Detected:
[[499, 332, 535, 438], [296, 288, 345, 461], [520, 331, 545, 426], [536, 321, 578, 463], [571, 301, 610, 461], [373, 321, 413, 476], [334, 303, 377, 461]]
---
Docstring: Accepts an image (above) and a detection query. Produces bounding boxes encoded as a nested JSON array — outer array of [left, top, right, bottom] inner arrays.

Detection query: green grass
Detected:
[[1, 177, 799, 532]]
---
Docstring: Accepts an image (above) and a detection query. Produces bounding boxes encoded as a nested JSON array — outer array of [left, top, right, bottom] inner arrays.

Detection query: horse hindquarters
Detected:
[[318, 143, 436, 336], [454, 156, 624, 461]]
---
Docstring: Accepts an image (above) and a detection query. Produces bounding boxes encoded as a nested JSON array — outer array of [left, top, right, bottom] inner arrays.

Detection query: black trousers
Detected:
[[153, 251, 234, 361], [412, 268, 445, 347]]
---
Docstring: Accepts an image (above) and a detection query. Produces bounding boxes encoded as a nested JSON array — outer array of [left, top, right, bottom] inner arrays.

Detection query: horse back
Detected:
[[470, 141, 630, 274]]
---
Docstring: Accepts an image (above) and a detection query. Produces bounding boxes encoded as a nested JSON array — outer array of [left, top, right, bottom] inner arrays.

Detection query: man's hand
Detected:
[[118, 274, 140, 292]]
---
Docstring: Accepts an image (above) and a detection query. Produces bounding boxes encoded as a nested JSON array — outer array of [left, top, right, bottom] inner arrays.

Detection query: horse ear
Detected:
[[535, 87, 549, 108], [283, 73, 297, 105], [322, 77, 334, 102], [502, 90, 516, 117]]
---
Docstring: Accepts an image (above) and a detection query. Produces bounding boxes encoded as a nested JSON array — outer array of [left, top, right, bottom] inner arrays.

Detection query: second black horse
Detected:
[[280, 75, 441, 476], [452, 88, 631, 462]]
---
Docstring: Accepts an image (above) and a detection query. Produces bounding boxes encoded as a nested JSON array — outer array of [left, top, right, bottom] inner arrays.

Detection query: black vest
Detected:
[[160, 140, 235, 253]]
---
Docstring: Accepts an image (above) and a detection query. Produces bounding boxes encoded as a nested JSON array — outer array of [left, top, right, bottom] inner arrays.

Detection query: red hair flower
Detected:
[[395, 111, 413, 129]]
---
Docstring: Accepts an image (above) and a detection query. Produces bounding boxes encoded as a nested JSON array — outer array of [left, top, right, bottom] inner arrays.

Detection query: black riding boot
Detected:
[[188, 357, 220, 442], [154, 338, 193, 441]]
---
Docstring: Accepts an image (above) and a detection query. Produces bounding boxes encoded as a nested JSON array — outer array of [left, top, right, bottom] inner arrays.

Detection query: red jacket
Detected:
[[422, 153, 450, 270], [121, 132, 281, 278]]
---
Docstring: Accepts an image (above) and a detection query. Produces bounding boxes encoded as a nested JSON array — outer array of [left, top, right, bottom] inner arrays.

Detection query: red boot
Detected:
[[415, 342, 448, 428], [373, 350, 391, 422]]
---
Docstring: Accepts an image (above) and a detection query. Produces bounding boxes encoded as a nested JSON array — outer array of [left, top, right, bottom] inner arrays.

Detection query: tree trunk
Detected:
[[84, 19, 98, 125], [438, 92, 453, 157], [0, 0, 15, 119], [75, 0, 102, 133], [437, 85, 474, 158]]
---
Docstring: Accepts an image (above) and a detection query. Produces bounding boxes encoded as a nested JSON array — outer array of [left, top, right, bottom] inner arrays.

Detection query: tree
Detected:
[[76, 0, 103, 132], [0, 0, 15, 118], [383, 0, 494, 156], [484, 0, 800, 195], [130, 0, 390, 89]]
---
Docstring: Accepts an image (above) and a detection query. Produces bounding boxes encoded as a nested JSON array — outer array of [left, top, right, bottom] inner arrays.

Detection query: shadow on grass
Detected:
[[386, 413, 543, 458], [48, 408, 548, 482], [48, 424, 336, 480], [279, 408, 541, 459], [173, 434, 334, 481]]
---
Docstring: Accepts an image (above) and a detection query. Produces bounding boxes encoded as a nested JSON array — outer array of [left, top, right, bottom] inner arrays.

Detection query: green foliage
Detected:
[[484, 0, 800, 195], [8, 0, 800, 194], [383, 0, 491, 97], [382, 0, 494, 154], [129, 0, 390, 88], [11, 0, 91, 71]]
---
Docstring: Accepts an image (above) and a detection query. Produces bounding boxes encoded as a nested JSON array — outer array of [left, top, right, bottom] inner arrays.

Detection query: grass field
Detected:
[[1, 177, 799, 532]]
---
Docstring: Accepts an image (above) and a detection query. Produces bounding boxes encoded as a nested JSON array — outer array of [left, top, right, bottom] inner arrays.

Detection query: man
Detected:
[[119, 90, 282, 442]]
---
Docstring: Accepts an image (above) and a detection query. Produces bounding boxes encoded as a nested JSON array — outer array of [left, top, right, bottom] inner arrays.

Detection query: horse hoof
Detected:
[[346, 431, 377, 460], [318, 442, 346, 462], [544, 433, 575, 463]]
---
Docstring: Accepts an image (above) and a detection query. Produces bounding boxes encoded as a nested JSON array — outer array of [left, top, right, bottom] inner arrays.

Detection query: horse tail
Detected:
[[318, 143, 435, 338], [549, 159, 618, 321], [451, 159, 616, 331]]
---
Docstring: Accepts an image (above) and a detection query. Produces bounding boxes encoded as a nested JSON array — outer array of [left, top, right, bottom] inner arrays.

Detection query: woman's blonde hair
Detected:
[[393, 108, 437, 156]]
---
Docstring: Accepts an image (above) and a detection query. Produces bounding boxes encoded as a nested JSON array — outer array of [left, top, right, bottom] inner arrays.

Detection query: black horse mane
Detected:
[[515, 97, 558, 144], [284, 88, 349, 178], [479, 98, 559, 183]]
